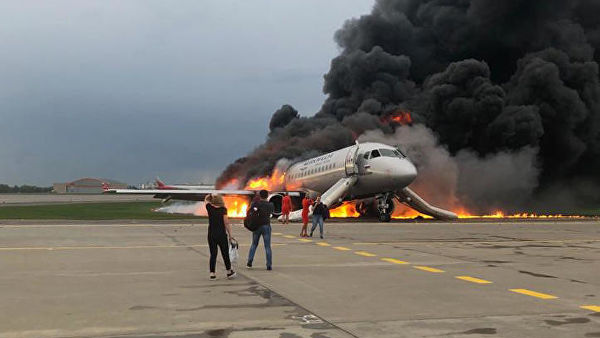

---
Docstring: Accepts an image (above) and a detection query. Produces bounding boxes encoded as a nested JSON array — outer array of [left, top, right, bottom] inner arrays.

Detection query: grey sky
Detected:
[[0, 0, 373, 186]]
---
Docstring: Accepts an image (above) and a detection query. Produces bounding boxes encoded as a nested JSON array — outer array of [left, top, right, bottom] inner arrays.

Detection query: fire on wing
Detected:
[[219, 170, 287, 218]]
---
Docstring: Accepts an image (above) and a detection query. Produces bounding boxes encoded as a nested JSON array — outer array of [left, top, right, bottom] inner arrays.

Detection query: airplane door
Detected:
[[345, 145, 359, 176]]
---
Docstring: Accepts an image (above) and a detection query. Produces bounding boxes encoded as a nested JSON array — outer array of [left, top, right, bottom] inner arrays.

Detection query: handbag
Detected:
[[229, 238, 239, 264]]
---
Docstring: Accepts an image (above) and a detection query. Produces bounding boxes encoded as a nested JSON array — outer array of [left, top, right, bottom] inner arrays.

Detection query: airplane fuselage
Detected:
[[284, 142, 417, 204]]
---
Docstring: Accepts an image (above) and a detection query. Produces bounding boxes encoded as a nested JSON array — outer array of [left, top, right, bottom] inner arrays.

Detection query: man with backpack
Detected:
[[245, 189, 274, 270]]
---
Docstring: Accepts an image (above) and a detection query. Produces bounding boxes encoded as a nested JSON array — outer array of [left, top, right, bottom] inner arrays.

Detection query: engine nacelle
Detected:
[[268, 193, 283, 217]]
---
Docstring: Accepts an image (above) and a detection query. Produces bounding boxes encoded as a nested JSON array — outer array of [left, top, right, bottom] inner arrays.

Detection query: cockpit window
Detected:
[[363, 153, 369, 160], [370, 149, 381, 158], [395, 148, 406, 158], [379, 149, 397, 157]]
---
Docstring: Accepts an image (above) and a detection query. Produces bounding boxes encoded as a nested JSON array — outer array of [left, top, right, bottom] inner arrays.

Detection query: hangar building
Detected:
[[53, 178, 127, 194]]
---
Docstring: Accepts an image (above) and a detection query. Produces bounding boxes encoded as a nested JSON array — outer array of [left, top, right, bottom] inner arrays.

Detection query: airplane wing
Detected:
[[103, 187, 301, 202]]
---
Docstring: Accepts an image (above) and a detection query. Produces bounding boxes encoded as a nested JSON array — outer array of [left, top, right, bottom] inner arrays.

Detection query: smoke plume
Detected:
[[155, 202, 207, 216], [217, 0, 600, 212], [359, 127, 539, 213]]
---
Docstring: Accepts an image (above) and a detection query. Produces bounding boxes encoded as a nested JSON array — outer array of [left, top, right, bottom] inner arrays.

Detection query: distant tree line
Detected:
[[0, 184, 53, 193]]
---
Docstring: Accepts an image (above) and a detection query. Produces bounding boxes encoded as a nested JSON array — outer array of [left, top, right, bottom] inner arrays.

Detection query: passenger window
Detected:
[[371, 150, 381, 158]]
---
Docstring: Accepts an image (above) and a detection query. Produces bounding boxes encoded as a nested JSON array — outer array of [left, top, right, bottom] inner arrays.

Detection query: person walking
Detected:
[[205, 194, 236, 280], [310, 196, 327, 239], [281, 192, 292, 224], [247, 189, 274, 270], [300, 195, 313, 237]]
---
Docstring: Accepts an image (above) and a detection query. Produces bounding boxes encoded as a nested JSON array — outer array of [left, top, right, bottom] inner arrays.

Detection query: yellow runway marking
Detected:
[[298, 238, 312, 243], [456, 276, 492, 284], [352, 239, 600, 245], [580, 305, 600, 312], [272, 232, 283, 235], [283, 235, 296, 239], [316, 242, 331, 247], [355, 251, 377, 257], [333, 246, 351, 251], [381, 258, 409, 265], [414, 266, 445, 273], [509, 289, 558, 299]]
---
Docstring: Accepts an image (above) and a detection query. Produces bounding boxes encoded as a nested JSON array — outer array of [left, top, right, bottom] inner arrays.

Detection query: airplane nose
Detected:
[[395, 159, 417, 185]]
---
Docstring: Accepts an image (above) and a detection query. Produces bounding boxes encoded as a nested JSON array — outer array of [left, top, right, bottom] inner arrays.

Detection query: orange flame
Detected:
[[381, 110, 413, 125], [329, 201, 584, 220], [329, 203, 360, 218], [456, 210, 584, 219], [219, 169, 287, 219], [223, 196, 249, 218], [245, 168, 285, 191]]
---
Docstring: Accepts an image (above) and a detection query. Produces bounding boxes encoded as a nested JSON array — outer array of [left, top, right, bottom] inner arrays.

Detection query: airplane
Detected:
[[155, 178, 214, 190], [104, 142, 457, 221]]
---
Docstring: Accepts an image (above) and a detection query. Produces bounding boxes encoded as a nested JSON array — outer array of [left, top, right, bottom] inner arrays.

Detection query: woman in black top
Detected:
[[205, 194, 236, 280]]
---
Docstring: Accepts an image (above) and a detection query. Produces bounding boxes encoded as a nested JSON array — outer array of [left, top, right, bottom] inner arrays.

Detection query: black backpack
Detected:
[[323, 204, 330, 220], [244, 205, 262, 231]]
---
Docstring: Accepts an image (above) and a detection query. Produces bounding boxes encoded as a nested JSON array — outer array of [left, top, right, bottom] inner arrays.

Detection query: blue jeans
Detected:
[[247, 225, 272, 268], [311, 215, 323, 235]]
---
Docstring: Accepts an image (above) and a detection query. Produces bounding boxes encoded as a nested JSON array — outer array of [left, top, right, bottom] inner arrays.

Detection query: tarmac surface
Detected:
[[1, 219, 599, 337]]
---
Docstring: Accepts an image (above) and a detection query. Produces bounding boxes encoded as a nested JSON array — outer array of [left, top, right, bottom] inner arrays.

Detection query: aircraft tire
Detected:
[[378, 213, 391, 222]]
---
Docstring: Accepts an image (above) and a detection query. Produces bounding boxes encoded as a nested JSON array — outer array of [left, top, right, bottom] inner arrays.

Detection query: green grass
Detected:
[[580, 209, 600, 216], [0, 202, 202, 220]]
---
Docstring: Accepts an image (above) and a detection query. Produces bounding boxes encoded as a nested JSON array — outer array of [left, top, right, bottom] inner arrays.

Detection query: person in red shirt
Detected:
[[300, 195, 313, 237], [281, 192, 292, 224]]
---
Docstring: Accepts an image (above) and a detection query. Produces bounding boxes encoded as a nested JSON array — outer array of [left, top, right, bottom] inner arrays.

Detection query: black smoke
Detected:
[[217, 0, 600, 212]]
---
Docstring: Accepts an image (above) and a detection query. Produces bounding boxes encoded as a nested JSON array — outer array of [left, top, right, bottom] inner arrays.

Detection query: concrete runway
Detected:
[[1, 220, 599, 337]]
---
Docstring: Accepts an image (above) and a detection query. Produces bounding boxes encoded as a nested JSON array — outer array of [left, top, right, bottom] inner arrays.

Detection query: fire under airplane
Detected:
[[104, 142, 457, 221]]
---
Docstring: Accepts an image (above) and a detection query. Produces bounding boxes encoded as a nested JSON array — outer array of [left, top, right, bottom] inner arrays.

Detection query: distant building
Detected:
[[53, 178, 127, 194]]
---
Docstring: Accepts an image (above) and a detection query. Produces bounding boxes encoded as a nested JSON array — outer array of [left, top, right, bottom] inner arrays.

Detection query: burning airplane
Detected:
[[104, 140, 457, 222]]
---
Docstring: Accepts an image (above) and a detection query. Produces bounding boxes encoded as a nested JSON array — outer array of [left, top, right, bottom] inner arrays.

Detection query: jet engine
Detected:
[[268, 193, 283, 217]]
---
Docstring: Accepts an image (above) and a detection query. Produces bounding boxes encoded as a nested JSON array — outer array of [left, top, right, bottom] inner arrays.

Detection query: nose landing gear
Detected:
[[377, 192, 394, 222]]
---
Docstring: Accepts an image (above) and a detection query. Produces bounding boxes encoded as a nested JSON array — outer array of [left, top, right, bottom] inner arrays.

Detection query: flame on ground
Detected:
[[455, 210, 585, 219], [329, 203, 360, 218], [328, 201, 585, 219], [223, 196, 249, 218]]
